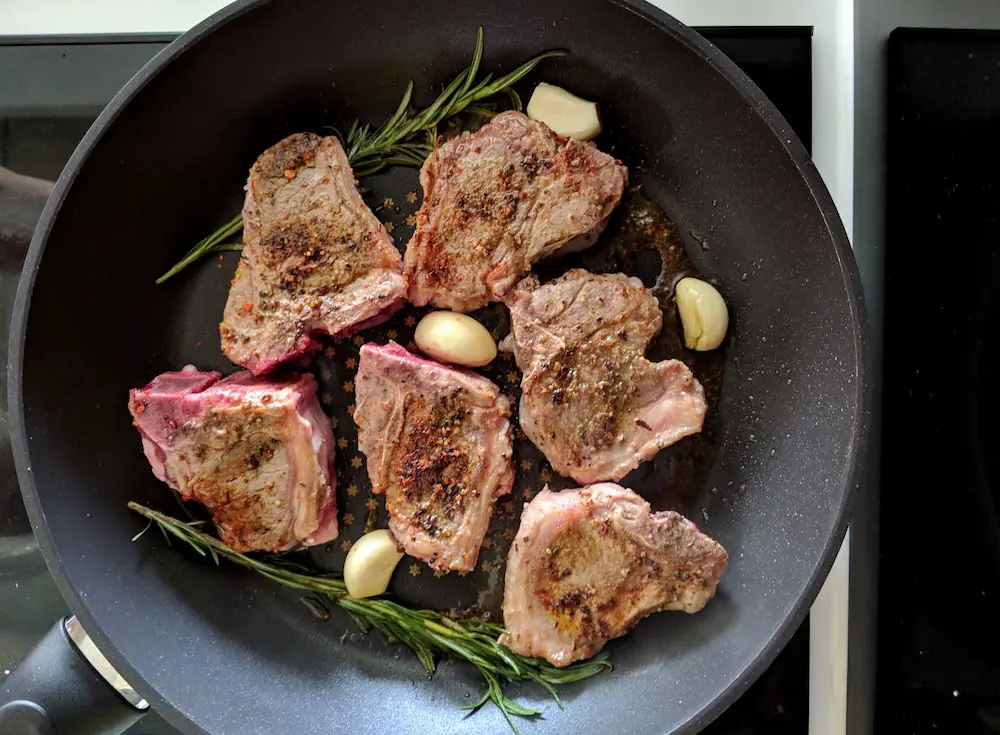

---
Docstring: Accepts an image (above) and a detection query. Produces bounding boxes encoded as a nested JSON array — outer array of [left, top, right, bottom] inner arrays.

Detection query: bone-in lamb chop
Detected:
[[128, 366, 337, 552], [353, 342, 514, 572], [404, 111, 628, 312], [501, 483, 727, 667], [221, 132, 407, 374], [504, 269, 707, 484]]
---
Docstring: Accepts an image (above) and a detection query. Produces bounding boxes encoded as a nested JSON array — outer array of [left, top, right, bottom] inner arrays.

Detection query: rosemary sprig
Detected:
[[128, 502, 610, 732], [156, 28, 564, 283], [341, 27, 562, 178], [154, 214, 243, 284]]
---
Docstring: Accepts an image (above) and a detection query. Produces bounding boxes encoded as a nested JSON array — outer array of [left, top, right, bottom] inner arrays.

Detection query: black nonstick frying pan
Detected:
[[1, 1, 869, 734]]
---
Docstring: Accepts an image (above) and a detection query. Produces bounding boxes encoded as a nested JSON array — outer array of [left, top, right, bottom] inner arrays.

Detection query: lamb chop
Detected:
[[353, 342, 514, 572], [128, 366, 337, 552], [221, 132, 407, 374], [404, 111, 628, 312], [500, 483, 727, 667], [505, 269, 707, 484]]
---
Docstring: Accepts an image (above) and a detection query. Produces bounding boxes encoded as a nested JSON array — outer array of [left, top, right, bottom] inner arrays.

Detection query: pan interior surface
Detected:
[[11, 1, 866, 733]]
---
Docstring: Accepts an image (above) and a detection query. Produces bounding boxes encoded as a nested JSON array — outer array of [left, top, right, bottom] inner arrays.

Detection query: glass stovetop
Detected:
[[0, 29, 813, 734]]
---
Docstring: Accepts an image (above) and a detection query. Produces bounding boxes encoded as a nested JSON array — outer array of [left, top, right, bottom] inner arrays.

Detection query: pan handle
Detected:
[[0, 616, 148, 735]]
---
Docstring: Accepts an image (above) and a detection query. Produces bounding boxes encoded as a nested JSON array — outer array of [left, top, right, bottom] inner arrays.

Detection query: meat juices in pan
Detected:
[[128, 367, 338, 553], [353, 342, 514, 572], [221, 133, 407, 375], [404, 111, 628, 312]]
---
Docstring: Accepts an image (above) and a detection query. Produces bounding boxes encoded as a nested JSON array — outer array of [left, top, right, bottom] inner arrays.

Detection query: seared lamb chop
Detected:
[[353, 342, 514, 572], [128, 366, 337, 552], [505, 269, 707, 484], [221, 132, 407, 374], [501, 483, 727, 666], [404, 111, 628, 312]]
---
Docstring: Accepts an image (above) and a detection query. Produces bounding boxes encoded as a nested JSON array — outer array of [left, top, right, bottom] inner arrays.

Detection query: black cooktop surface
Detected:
[[882, 28, 1000, 735], [0, 27, 812, 734]]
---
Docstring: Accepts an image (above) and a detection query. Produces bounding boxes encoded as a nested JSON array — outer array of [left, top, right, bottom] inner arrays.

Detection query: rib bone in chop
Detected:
[[353, 342, 514, 572], [404, 111, 628, 312], [221, 132, 407, 374], [128, 366, 337, 552], [500, 483, 727, 666], [505, 269, 707, 484]]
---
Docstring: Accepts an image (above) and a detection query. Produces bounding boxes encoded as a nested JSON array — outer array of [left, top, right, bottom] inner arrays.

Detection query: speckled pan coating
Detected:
[[9, 1, 869, 734]]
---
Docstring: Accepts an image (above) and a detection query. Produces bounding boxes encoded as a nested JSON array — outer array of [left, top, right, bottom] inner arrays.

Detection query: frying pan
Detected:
[[0, 0, 869, 733]]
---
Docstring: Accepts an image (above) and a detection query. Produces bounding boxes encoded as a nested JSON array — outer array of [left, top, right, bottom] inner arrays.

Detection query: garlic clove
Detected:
[[526, 83, 602, 141], [414, 311, 497, 367], [675, 277, 729, 351], [343, 529, 405, 598]]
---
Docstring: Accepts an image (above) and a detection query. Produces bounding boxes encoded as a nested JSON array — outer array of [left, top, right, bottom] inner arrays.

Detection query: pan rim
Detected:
[[8, 1, 870, 733]]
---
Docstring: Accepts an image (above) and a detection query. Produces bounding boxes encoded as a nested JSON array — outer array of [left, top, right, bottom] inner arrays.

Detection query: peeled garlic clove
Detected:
[[526, 83, 602, 141], [414, 311, 497, 367], [675, 277, 729, 351], [343, 529, 404, 598]]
